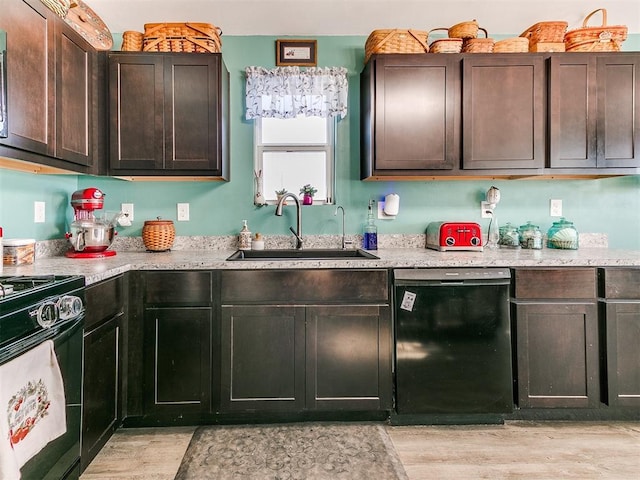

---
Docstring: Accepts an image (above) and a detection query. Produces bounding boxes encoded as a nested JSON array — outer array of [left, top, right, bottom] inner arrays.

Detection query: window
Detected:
[[255, 115, 335, 204]]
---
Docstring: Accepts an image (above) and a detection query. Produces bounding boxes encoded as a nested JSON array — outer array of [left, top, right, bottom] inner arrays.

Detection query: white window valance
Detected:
[[245, 66, 348, 120]]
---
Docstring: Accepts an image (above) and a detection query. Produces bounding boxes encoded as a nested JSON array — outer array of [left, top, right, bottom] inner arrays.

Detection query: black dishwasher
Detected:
[[393, 268, 513, 421]]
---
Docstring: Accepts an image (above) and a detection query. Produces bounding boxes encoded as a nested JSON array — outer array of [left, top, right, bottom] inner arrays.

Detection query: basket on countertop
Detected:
[[428, 29, 463, 54], [493, 37, 529, 53], [448, 20, 480, 39], [122, 30, 144, 51], [142, 22, 222, 53], [564, 9, 627, 52], [364, 29, 429, 63], [142, 218, 175, 252], [461, 28, 494, 53]]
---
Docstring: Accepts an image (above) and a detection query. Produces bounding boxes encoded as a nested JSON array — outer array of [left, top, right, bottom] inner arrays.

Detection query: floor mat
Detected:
[[174, 422, 408, 480]]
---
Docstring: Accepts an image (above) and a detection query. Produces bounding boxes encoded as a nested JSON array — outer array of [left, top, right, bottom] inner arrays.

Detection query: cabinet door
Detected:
[[56, 23, 93, 167], [462, 55, 545, 170], [596, 55, 640, 168], [369, 55, 458, 173], [82, 315, 121, 471], [604, 302, 640, 407], [220, 305, 305, 412], [164, 55, 222, 172], [109, 53, 164, 171], [514, 302, 599, 408], [1, 0, 55, 155], [549, 55, 597, 168], [306, 305, 392, 411], [144, 307, 212, 415]]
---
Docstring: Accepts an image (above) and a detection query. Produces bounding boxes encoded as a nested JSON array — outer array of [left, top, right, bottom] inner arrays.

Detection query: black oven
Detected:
[[0, 275, 85, 480]]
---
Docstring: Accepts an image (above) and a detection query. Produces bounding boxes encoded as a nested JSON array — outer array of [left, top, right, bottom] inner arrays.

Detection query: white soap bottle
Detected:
[[238, 220, 252, 250]]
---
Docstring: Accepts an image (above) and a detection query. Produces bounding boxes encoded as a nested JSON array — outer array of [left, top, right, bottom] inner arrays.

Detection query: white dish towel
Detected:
[[0, 340, 67, 479]]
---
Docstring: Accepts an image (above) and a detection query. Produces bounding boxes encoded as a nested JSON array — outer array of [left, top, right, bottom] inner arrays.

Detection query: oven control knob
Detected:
[[57, 295, 84, 320], [37, 301, 59, 328]]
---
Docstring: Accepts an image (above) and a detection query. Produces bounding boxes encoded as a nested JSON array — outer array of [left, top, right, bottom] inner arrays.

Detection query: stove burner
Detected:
[[0, 275, 57, 298]]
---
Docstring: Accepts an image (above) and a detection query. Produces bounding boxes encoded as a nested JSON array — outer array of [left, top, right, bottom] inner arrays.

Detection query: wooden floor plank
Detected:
[[80, 422, 640, 480]]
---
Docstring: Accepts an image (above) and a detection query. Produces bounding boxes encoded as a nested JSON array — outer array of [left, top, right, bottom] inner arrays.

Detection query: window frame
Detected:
[[254, 115, 336, 205]]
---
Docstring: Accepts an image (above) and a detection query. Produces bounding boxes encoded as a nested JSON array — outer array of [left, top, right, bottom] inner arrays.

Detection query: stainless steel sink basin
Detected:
[[226, 248, 379, 261]]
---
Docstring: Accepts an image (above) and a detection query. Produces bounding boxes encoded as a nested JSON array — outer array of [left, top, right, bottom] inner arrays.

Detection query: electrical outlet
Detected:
[[550, 199, 563, 217], [177, 203, 190, 221], [34, 201, 45, 223], [481, 201, 493, 218], [121, 203, 134, 222]]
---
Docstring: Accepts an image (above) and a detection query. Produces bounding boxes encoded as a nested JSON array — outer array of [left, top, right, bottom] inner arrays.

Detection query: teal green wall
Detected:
[[1, 35, 640, 249]]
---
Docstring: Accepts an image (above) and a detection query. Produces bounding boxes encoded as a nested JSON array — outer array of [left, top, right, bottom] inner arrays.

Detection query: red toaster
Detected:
[[426, 222, 483, 251]]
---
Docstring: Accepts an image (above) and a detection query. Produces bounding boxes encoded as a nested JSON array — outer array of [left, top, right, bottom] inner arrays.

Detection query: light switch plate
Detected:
[[177, 203, 190, 221], [550, 199, 562, 217], [34, 201, 45, 223]]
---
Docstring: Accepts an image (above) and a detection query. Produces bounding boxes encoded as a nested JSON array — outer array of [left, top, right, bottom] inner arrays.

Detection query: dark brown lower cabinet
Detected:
[[220, 304, 391, 414], [220, 305, 305, 412], [603, 303, 640, 407], [219, 269, 392, 415], [82, 275, 124, 471], [306, 305, 392, 411], [143, 306, 212, 416], [514, 302, 599, 408], [512, 268, 599, 409], [600, 267, 640, 407]]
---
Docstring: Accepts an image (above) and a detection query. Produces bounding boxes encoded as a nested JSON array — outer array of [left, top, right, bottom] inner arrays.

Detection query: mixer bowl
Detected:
[[67, 220, 116, 253]]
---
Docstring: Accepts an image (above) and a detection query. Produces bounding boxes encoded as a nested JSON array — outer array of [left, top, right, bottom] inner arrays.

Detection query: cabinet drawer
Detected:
[[221, 269, 389, 304], [85, 275, 124, 330], [513, 268, 596, 299], [144, 271, 212, 305], [600, 268, 640, 299]]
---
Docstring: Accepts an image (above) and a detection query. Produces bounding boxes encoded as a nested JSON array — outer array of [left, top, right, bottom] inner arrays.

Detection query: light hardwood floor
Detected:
[[80, 422, 640, 480]]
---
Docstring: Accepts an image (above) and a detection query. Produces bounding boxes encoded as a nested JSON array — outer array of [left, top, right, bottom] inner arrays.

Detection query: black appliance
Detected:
[[393, 268, 513, 422], [0, 275, 85, 480]]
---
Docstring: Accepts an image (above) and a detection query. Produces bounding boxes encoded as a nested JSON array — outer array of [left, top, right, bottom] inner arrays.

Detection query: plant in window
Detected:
[[299, 184, 317, 205], [275, 188, 288, 205]]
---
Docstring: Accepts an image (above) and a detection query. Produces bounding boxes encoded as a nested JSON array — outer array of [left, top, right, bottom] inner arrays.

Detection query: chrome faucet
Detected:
[[275, 192, 303, 249], [334, 205, 348, 249]]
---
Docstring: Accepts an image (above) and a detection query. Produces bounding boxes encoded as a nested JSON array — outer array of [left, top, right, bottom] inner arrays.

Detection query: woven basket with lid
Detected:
[[564, 9, 627, 52], [364, 29, 429, 63], [142, 218, 175, 252], [428, 29, 463, 54], [461, 28, 494, 53]]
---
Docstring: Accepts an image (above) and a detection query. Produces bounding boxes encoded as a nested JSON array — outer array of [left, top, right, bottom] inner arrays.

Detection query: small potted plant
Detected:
[[275, 188, 288, 205], [299, 184, 317, 205]]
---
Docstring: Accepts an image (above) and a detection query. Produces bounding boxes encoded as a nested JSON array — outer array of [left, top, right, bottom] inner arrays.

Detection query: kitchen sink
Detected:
[[226, 248, 379, 261]]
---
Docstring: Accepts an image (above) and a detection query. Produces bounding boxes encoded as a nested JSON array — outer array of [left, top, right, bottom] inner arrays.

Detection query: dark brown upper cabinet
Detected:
[[361, 54, 460, 179], [462, 54, 545, 171], [549, 53, 640, 170], [109, 52, 229, 179], [0, 0, 98, 172]]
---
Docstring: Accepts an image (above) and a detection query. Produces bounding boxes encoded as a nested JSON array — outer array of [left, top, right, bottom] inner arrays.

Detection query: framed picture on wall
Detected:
[[276, 39, 317, 66]]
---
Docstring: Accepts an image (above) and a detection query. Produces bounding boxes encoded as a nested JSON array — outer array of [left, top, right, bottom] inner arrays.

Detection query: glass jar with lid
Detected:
[[499, 222, 520, 248], [519, 221, 543, 250], [547, 217, 579, 250]]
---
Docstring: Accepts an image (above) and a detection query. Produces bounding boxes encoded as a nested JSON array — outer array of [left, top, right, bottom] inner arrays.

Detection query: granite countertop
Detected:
[[3, 247, 640, 286]]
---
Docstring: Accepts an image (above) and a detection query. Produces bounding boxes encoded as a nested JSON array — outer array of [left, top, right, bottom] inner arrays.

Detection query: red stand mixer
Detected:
[[65, 188, 123, 258]]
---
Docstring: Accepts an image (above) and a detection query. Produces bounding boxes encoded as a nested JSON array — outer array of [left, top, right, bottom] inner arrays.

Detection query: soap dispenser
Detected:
[[238, 220, 252, 250], [363, 200, 378, 250]]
